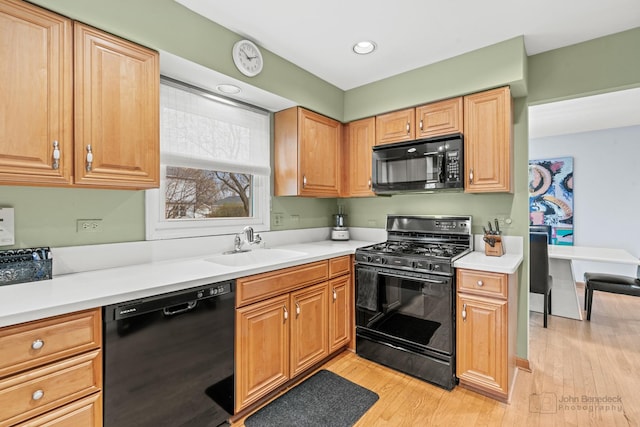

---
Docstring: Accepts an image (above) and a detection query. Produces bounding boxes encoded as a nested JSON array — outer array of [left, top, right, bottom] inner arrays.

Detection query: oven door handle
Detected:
[[378, 271, 447, 284]]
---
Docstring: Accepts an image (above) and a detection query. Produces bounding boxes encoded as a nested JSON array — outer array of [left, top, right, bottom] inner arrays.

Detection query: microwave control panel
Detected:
[[446, 151, 461, 182]]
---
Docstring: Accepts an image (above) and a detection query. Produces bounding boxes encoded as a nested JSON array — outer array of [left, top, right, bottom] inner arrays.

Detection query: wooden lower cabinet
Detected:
[[456, 268, 517, 402], [329, 275, 352, 353], [15, 386, 102, 427], [234, 256, 352, 414], [0, 308, 102, 427], [235, 295, 290, 413]]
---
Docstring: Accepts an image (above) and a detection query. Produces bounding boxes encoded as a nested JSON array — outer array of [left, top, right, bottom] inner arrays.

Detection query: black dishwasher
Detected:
[[103, 280, 235, 427]]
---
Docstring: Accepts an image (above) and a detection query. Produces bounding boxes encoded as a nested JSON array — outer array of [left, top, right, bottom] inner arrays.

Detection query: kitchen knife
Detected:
[[487, 221, 494, 234], [483, 236, 495, 247], [494, 218, 500, 234], [483, 226, 488, 235]]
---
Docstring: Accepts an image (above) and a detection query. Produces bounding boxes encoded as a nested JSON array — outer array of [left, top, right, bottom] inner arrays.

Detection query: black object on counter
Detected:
[[0, 247, 52, 286]]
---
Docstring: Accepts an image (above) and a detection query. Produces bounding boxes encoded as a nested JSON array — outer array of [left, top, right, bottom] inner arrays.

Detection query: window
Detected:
[[146, 78, 271, 240]]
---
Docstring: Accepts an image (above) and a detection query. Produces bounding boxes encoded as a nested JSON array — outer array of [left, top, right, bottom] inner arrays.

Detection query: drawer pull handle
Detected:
[[295, 302, 300, 317], [283, 305, 288, 321], [333, 288, 337, 301], [477, 280, 484, 287], [462, 303, 467, 322], [31, 339, 45, 350], [32, 390, 45, 401]]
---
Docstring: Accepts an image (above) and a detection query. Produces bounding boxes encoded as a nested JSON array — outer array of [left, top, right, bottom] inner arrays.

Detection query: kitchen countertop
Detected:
[[0, 236, 524, 328], [0, 240, 371, 328], [453, 250, 523, 275]]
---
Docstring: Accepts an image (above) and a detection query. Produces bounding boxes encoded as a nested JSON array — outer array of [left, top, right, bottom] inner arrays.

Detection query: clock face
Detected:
[[232, 40, 263, 77]]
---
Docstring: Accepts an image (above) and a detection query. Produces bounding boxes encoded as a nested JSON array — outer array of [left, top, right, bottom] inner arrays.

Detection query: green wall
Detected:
[[528, 27, 640, 105], [4, 0, 640, 361]]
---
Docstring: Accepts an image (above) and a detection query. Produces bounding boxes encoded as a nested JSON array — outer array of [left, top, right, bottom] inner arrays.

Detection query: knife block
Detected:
[[484, 235, 505, 257]]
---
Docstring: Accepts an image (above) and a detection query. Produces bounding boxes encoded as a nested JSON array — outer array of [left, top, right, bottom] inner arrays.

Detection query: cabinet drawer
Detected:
[[0, 349, 101, 427], [329, 256, 351, 278], [236, 261, 328, 307], [457, 269, 508, 299], [0, 309, 101, 378], [16, 392, 102, 427]]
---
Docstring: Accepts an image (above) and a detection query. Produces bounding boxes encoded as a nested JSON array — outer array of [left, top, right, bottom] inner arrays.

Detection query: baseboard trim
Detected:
[[516, 357, 532, 372]]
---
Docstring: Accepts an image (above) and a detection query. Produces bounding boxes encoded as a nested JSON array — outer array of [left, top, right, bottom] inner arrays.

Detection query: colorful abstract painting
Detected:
[[529, 157, 574, 245]]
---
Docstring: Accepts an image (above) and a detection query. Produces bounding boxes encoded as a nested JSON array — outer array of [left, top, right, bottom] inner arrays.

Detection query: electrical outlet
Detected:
[[77, 219, 103, 233], [496, 215, 512, 229], [290, 215, 300, 225], [273, 213, 284, 226]]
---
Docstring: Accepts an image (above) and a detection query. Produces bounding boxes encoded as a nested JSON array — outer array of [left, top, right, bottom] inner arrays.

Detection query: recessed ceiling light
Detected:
[[216, 84, 241, 94], [352, 41, 377, 55]]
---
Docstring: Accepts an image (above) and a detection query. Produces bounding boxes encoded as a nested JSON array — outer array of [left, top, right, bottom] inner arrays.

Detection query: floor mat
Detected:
[[244, 369, 379, 427]]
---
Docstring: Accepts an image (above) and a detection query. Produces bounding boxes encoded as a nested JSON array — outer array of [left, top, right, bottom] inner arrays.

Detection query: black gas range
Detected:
[[355, 214, 472, 390]]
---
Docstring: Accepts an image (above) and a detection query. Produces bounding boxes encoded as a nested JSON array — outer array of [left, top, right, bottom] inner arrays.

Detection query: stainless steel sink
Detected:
[[205, 248, 307, 267]]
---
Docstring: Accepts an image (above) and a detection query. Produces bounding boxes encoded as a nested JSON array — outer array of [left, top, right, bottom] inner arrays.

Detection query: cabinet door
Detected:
[[0, 0, 73, 186], [299, 108, 341, 197], [290, 282, 328, 377], [375, 108, 415, 145], [235, 295, 290, 412], [463, 87, 512, 193], [329, 275, 352, 353], [416, 97, 463, 138], [345, 117, 375, 197], [74, 23, 159, 189], [456, 293, 508, 396]]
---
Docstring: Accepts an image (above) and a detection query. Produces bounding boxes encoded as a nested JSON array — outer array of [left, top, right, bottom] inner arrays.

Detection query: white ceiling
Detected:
[[529, 87, 640, 139], [171, 0, 640, 136], [176, 0, 640, 91]]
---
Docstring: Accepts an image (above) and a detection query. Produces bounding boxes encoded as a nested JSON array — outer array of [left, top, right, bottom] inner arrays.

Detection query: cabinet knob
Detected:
[[86, 145, 93, 172], [367, 178, 372, 189], [295, 302, 300, 316], [333, 288, 337, 301], [462, 303, 467, 321], [406, 122, 410, 134], [32, 389, 45, 401], [52, 141, 60, 170], [302, 175, 307, 188], [469, 168, 474, 183], [419, 119, 423, 131], [31, 339, 45, 350], [283, 305, 288, 320], [477, 280, 484, 287]]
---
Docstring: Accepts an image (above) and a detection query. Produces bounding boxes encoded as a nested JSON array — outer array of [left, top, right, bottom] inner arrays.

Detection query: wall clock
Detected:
[[232, 39, 263, 77]]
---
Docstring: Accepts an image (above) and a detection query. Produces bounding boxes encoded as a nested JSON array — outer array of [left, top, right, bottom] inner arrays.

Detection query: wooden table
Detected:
[[530, 246, 639, 320]]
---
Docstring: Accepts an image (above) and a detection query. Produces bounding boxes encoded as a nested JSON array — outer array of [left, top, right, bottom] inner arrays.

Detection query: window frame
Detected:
[[145, 77, 271, 241]]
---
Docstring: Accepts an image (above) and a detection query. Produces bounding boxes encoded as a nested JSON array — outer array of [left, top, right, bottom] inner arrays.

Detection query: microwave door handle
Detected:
[[439, 153, 446, 182]]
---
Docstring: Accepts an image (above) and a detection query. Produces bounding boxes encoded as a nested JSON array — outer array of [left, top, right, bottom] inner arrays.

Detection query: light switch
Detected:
[[0, 207, 15, 246]]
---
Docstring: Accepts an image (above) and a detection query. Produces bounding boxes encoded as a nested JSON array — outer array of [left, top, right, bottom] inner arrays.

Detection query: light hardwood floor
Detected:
[[235, 286, 640, 426]]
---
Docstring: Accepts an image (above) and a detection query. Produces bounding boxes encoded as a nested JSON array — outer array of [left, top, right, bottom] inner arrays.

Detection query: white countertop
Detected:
[[0, 240, 370, 328], [548, 245, 639, 264], [0, 232, 524, 328], [453, 251, 523, 274]]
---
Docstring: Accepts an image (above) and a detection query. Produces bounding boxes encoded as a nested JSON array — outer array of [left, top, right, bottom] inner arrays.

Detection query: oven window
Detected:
[[358, 270, 453, 354]]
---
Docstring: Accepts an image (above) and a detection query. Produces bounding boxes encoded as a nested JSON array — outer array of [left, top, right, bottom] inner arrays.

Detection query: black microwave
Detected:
[[371, 133, 464, 194]]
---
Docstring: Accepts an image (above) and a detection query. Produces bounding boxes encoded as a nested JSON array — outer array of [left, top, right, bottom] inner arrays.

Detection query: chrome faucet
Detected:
[[232, 226, 262, 252]]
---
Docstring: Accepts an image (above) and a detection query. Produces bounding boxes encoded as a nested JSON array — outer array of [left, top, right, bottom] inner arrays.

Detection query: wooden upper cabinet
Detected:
[[344, 117, 375, 197], [0, 0, 73, 186], [463, 87, 513, 193], [274, 107, 341, 197], [416, 97, 463, 138], [74, 23, 159, 189], [375, 108, 415, 145]]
